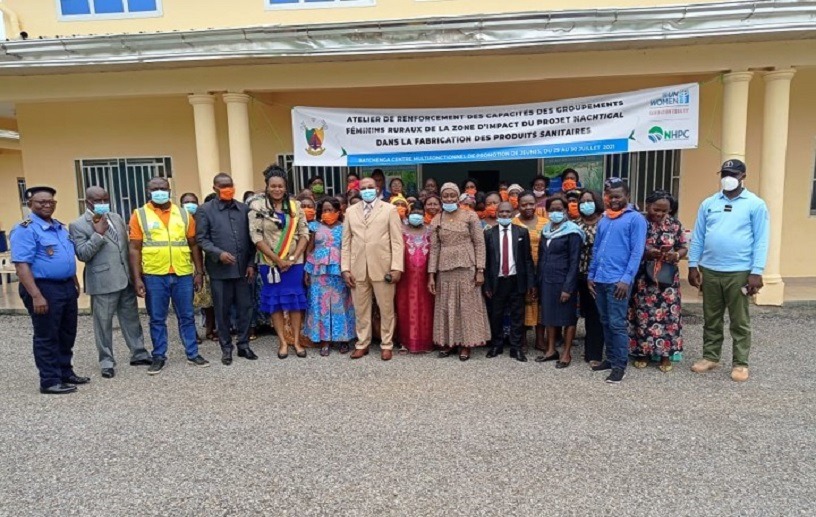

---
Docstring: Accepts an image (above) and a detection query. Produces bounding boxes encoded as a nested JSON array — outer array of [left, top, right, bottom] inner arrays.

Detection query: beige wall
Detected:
[[0, 150, 24, 233], [4, 0, 724, 40]]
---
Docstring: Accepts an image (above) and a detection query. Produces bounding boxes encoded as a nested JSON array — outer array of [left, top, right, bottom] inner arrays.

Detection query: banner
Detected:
[[292, 83, 699, 167]]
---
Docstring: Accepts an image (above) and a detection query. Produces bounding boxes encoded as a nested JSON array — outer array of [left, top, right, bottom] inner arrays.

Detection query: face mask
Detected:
[[497, 217, 513, 227], [396, 206, 407, 219], [442, 203, 458, 213], [92, 203, 110, 216], [217, 186, 236, 202], [484, 205, 497, 218], [424, 212, 434, 225], [568, 201, 580, 219], [408, 214, 424, 227], [549, 211, 565, 224], [182, 202, 197, 214], [311, 184, 325, 195], [533, 188, 547, 198], [465, 187, 477, 196], [459, 204, 473, 211], [321, 212, 339, 225], [347, 180, 360, 191], [509, 196, 519, 210], [579, 202, 596, 216], [303, 207, 316, 221], [151, 190, 170, 205], [562, 179, 578, 191], [360, 188, 377, 203], [721, 175, 741, 192]]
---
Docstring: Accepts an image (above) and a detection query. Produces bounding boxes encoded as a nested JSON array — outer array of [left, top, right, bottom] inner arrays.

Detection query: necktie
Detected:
[[364, 202, 373, 221], [501, 228, 509, 277], [106, 215, 119, 245]]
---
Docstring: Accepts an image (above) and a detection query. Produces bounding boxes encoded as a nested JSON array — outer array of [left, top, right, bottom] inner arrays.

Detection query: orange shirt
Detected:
[[128, 202, 196, 275]]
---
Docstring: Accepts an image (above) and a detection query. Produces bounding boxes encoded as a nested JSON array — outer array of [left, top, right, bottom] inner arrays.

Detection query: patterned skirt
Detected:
[[432, 267, 491, 348], [304, 274, 356, 343], [259, 264, 308, 314]]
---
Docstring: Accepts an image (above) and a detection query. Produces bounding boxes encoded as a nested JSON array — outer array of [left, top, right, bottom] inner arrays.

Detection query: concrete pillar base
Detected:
[[755, 279, 785, 306]]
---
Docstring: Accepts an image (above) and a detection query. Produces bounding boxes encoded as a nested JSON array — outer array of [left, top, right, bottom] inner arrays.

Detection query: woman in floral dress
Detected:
[[629, 190, 688, 372], [304, 197, 355, 356]]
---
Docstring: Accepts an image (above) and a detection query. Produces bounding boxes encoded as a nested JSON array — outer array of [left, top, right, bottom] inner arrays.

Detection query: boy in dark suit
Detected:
[[484, 202, 536, 362]]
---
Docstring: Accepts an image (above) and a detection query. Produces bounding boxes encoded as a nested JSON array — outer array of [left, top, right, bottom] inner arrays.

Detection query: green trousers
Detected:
[[700, 267, 752, 366]]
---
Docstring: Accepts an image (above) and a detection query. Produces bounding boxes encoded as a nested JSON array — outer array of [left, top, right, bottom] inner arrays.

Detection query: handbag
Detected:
[[645, 260, 677, 286]]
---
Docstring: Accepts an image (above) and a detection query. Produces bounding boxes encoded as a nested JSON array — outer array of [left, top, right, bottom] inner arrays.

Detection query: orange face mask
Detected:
[[568, 201, 580, 219], [605, 208, 625, 219], [465, 187, 477, 196], [484, 205, 497, 218], [499, 189, 509, 202], [424, 212, 434, 225], [303, 207, 316, 221], [321, 212, 339, 225], [509, 196, 519, 210], [218, 186, 236, 201], [396, 206, 408, 219], [562, 179, 578, 191]]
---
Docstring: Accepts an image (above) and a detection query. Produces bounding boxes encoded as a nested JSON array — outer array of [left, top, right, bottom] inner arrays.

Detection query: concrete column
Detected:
[[223, 92, 254, 196], [755, 68, 795, 306], [720, 71, 754, 162], [187, 93, 220, 196]]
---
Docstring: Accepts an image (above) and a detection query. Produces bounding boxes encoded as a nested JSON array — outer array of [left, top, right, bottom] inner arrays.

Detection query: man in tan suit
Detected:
[[341, 177, 404, 361]]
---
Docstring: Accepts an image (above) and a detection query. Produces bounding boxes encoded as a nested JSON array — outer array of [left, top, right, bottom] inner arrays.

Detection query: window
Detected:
[[605, 149, 681, 211], [58, 0, 162, 20], [267, 0, 375, 10], [74, 157, 172, 221], [277, 154, 355, 196]]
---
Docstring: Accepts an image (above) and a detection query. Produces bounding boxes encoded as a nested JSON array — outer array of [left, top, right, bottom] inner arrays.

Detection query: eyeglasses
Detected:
[[31, 200, 58, 206]]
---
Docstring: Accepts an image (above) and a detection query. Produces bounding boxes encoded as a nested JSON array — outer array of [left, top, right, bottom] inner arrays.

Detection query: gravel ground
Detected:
[[0, 306, 814, 517]]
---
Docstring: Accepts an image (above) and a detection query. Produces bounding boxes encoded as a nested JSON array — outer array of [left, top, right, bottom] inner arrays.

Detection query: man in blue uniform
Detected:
[[11, 186, 89, 394]]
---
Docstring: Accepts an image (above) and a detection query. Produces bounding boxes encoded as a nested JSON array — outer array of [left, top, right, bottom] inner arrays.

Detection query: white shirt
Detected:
[[499, 225, 517, 277]]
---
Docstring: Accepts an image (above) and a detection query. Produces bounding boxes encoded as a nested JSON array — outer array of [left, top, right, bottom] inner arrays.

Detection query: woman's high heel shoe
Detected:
[[295, 347, 307, 358], [278, 344, 288, 360]]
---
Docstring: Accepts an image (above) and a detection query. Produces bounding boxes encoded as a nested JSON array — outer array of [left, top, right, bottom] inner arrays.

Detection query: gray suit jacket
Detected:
[[69, 211, 132, 296]]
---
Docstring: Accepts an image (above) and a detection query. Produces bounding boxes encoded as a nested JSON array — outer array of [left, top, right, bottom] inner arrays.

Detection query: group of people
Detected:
[[10, 158, 769, 394]]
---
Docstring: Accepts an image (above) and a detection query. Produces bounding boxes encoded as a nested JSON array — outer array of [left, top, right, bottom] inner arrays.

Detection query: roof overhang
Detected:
[[1, 0, 815, 75]]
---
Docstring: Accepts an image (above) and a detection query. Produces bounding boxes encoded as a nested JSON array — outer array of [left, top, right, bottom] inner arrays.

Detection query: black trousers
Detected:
[[20, 279, 78, 389], [578, 276, 604, 362], [489, 276, 525, 351], [211, 277, 253, 352]]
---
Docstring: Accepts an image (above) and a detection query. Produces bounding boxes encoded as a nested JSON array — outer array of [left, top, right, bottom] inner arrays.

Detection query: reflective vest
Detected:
[[135, 203, 193, 276]]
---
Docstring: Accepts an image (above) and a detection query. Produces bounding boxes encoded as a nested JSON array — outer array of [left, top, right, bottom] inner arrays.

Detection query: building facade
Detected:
[[1, 0, 815, 305]]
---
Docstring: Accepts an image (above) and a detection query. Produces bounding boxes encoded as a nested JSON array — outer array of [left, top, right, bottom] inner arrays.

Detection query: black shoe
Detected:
[[62, 375, 90, 385], [188, 355, 211, 368], [129, 359, 152, 366], [486, 347, 503, 358], [221, 352, 233, 366], [591, 360, 612, 372], [101, 368, 115, 379], [238, 348, 258, 360], [606, 368, 626, 384], [510, 349, 528, 362], [40, 383, 77, 395], [147, 359, 166, 375], [535, 352, 559, 363]]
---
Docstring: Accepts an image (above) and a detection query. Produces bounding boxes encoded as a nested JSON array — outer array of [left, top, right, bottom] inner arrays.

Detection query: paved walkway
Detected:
[[0, 306, 814, 516]]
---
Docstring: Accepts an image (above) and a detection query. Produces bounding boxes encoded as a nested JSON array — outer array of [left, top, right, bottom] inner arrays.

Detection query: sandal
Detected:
[[459, 347, 470, 361], [658, 359, 673, 373], [438, 347, 453, 358], [633, 359, 649, 369], [339, 342, 350, 354], [319, 345, 330, 357]]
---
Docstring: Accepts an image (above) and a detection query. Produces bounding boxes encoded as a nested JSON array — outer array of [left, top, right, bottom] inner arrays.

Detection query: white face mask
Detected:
[[721, 176, 741, 192]]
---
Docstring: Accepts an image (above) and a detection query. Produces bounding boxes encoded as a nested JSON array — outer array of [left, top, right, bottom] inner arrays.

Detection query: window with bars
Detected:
[[74, 157, 172, 222], [267, 0, 375, 10], [604, 149, 681, 211], [58, 0, 162, 19], [277, 154, 355, 196]]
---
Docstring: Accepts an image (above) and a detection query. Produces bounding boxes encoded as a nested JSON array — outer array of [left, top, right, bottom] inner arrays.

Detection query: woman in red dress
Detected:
[[396, 201, 435, 353]]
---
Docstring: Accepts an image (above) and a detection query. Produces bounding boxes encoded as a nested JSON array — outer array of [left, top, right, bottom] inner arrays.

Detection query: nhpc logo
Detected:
[[650, 89, 691, 107], [648, 126, 690, 143]]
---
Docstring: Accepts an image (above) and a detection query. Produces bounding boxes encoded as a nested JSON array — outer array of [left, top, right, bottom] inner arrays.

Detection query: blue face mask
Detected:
[[442, 203, 458, 213], [549, 211, 566, 224], [497, 218, 512, 227], [151, 190, 170, 205], [183, 203, 198, 215], [360, 188, 377, 203], [408, 214, 424, 227], [92, 203, 110, 216], [579, 202, 596, 216]]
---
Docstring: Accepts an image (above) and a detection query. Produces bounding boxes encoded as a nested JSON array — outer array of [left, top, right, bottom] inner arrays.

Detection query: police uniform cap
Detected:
[[25, 186, 57, 199]]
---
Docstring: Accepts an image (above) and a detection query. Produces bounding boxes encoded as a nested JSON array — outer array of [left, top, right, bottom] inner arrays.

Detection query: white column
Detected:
[[187, 93, 221, 197], [755, 68, 795, 306], [720, 71, 753, 162], [223, 92, 254, 196]]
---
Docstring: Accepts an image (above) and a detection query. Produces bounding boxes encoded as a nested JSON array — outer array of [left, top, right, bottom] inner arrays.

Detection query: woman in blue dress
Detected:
[[304, 197, 356, 356]]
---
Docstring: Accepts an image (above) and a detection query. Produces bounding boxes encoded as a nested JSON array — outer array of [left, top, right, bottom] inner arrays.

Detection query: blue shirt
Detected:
[[688, 188, 769, 275], [588, 206, 647, 285], [10, 213, 77, 280]]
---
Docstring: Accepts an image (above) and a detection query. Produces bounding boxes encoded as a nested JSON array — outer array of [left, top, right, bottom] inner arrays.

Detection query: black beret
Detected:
[[25, 186, 57, 199]]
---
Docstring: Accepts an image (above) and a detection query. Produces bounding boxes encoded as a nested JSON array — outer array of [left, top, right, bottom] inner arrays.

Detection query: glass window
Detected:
[[268, 0, 375, 9], [128, 0, 157, 11], [60, 0, 92, 15], [59, 0, 161, 19], [93, 0, 125, 14]]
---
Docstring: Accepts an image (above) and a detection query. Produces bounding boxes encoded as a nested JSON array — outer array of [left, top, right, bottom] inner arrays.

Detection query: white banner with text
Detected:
[[292, 83, 699, 167]]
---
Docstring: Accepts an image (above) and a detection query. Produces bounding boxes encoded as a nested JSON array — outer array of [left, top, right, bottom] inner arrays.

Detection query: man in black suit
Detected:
[[484, 201, 536, 362]]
